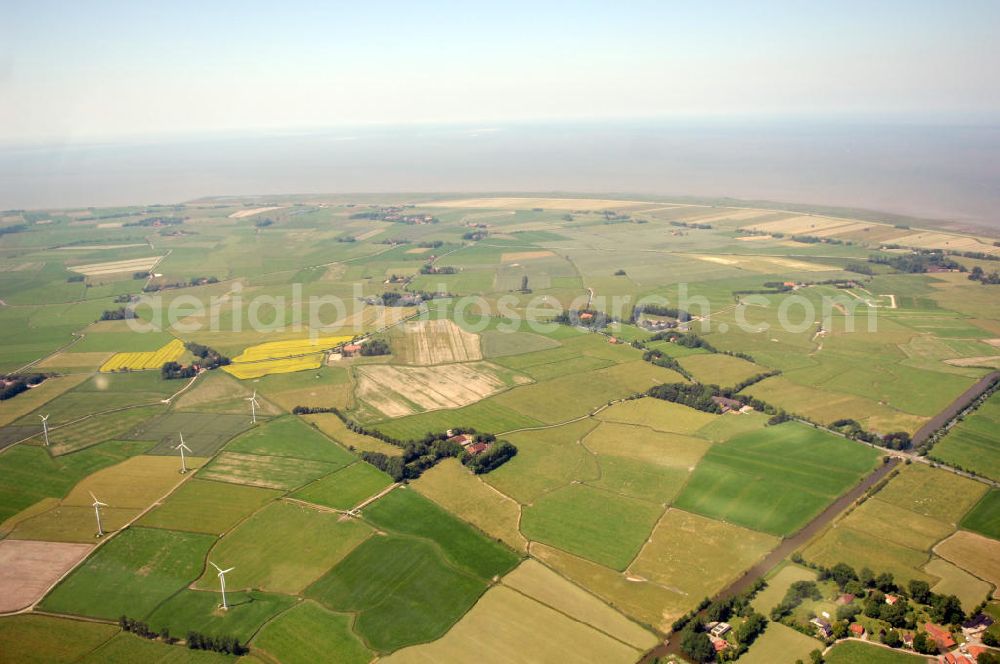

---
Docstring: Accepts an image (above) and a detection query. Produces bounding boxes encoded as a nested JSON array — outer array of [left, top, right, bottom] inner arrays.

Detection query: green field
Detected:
[[673, 422, 880, 535], [145, 589, 297, 643], [0, 440, 151, 524], [960, 489, 1000, 539], [306, 535, 486, 652], [293, 462, 393, 510], [138, 479, 281, 535], [362, 488, 520, 580], [197, 451, 337, 490], [735, 622, 820, 664], [77, 631, 235, 663], [931, 390, 1000, 481], [129, 411, 253, 457], [223, 415, 357, 465], [0, 615, 118, 664], [521, 484, 663, 569], [823, 640, 929, 663], [252, 600, 372, 664], [193, 500, 372, 594], [40, 526, 216, 620]]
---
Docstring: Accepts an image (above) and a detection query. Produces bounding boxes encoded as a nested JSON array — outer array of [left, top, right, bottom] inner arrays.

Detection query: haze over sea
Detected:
[[2, 119, 998, 228]]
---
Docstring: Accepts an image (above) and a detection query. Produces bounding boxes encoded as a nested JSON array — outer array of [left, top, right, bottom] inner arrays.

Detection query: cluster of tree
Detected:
[[418, 240, 444, 248], [632, 304, 692, 322], [601, 210, 631, 222], [642, 349, 693, 380], [298, 408, 516, 480], [519, 275, 531, 293], [118, 616, 172, 643], [0, 373, 46, 401], [553, 309, 613, 330], [670, 220, 712, 230], [796, 558, 966, 627], [123, 216, 184, 227], [770, 580, 822, 620], [377, 290, 442, 307], [254, 218, 273, 228], [613, 269, 627, 276], [142, 276, 219, 293], [378, 238, 411, 246], [462, 230, 488, 241], [0, 224, 28, 236], [186, 342, 231, 370], [161, 361, 196, 380], [969, 266, 1000, 284], [359, 339, 391, 356], [829, 419, 912, 450], [133, 271, 150, 279], [648, 382, 724, 413], [113, 294, 135, 303], [419, 264, 456, 274], [462, 441, 517, 474], [336, 235, 356, 242], [66, 274, 85, 282], [791, 235, 849, 246], [844, 262, 875, 276], [869, 251, 964, 273], [99, 307, 136, 321], [186, 631, 248, 655], [677, 580, 769, 662]]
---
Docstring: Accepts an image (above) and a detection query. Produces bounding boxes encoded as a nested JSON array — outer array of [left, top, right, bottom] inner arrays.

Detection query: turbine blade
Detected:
[[221, 567, 235, 574], [210, 561, 222, 573]]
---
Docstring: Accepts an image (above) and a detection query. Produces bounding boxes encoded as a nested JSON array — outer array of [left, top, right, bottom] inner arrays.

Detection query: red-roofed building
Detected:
[[579, 312, 594, 321], [448, 433, 474, 447], [850, 623, 866, 638], [885, 594, 900, 605], [837, 593, 856, 605], [709, 636, 728, 653], [467, 442, 490, 455], [939, 652, 975, 664], [925, 623, 956, 650], [341, 343, 362, 357]]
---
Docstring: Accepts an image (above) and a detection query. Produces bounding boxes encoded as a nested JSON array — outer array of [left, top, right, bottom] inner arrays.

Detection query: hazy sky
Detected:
[[2, 1, 998, 142]]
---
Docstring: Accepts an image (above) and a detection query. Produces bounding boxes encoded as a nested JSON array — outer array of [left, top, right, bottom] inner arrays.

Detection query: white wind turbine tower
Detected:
[[39, 414, 50, 446], [246, 390, 260, 425], [89, 491, 108, 537], [210, 562, 235, 610], [175, 433, 192, 474]]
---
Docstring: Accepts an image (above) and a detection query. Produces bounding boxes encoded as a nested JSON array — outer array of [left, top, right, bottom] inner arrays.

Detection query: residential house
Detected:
[[709, 623, 731, 639], [810, 618, 833, 638], [341, 344, 362, 357], [466, 442, 490, 455], [711, 396, 744, 413], [850, 623, 866, 639], [837, 593, 856, 605], [925, 623, 956, 651], [447, 434, 474, 447]]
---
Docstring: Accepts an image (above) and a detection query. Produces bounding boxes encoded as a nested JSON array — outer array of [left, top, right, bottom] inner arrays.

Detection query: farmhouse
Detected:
[[711, 396, 744, 413], [837, 593, 856, 605], [885, 593, 900, 605], [925, 623, 956, 650], [579, 312, 594, 321], [341, 344, 362, 357], [707, 622, 731, 638], [810, 618, 832, 638], [849, 623, 866, 638], [709, 636, 729, 653], [466, 442, 490, 455], [448, 433, 474, 447]]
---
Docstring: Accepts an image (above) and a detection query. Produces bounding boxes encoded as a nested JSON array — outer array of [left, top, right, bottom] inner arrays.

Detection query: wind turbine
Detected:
[[246, 390, 260, 424], [175, 433, 192, 473], [89, 491, 107, 537], [39, 414, 50, 446], [210, 562, 235, 610]]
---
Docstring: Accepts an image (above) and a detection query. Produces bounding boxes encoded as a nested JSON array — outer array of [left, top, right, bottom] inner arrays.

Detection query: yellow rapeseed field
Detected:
[[222, 354, 324, 379], [229, 335, 353, 363], [99, 338, 185, 372]]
